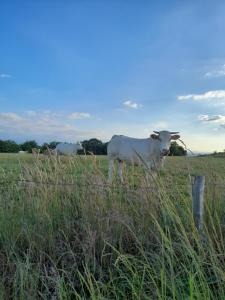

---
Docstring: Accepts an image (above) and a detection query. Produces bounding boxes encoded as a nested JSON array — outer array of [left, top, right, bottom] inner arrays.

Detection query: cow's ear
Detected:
[[151, 134, 159, 139], [171, 134, 180, 140]]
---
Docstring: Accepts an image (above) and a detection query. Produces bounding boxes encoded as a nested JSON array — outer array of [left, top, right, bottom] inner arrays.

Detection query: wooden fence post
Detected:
[[192, 176, 205, 231]]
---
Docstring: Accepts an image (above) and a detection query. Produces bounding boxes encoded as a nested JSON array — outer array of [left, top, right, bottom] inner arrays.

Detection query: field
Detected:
[[0, 153, 224, 299]]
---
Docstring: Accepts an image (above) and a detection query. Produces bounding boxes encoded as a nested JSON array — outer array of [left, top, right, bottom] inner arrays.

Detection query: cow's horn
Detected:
[[170, 131, 179, 134], [153, 131, 159, 134]]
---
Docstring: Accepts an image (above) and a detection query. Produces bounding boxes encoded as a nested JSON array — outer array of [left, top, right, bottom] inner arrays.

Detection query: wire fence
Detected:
[[3, 178, 158, 192], [0, 143, 224, 195], [0, 175, 224, 189], [0, 143, 224, 236]]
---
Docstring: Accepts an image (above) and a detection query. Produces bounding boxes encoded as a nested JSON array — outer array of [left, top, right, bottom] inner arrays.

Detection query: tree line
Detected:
[[0, 138, 187, 156]]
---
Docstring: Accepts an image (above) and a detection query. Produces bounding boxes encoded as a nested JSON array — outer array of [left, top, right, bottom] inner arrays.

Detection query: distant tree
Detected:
[[40, 141, 60, 153], [49, 141, 60, 149], [169, 141, 187, 156], [81, 138, 108, 155], [0, 140, 20, 153], [20, 140, 39, 153], [40, 143, 48, 153]]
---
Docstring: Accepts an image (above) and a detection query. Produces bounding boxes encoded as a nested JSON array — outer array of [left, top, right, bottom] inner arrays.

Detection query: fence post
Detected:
[[192, 176, 205, 232]]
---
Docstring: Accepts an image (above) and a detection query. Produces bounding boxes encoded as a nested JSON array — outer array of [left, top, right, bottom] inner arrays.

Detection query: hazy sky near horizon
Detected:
[[1, 1, 225, 152]]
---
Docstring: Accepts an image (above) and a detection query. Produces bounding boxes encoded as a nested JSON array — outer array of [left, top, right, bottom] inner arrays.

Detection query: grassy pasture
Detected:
[[0, 153, 224, 299]]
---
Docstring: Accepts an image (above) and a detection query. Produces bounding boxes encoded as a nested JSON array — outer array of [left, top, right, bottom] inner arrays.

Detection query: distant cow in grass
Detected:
[[107, 130, 180, 183], [32, 148, 40, 156], [18, 150, 28, 154], [54, 142, 83, 156]]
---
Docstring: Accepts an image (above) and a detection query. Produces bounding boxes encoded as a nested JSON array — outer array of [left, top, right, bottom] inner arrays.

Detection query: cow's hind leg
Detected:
[[118, 160, 123, 183], [108, 159, 114, 184]]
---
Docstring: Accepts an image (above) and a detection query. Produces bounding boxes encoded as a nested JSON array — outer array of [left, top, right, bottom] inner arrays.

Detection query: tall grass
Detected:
[[0, 154, 224, 299]]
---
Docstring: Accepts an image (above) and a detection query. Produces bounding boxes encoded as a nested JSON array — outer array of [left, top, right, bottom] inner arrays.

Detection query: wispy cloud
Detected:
[[178, 90, 225, 101], [204, 64, 225, 78], [123, 100, 142, 109], [0, 73, 11, 79], [152, 121, 168, 129], [198, 114, 225, 123], [25, 110, 37, 116], [0, 111, 98, 141], [198, 114, 225, 131], [0, 112, 23, 122], [68, 112, 91, 120]]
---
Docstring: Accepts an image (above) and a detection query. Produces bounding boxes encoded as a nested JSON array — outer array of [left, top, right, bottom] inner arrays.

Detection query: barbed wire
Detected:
[[18, 179, 158, 192], [0, 177, 198, 192], [0, 176, 224, 192]]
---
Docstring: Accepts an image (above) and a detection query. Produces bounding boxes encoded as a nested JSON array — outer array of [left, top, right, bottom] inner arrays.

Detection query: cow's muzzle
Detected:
[[161, 149, 170, 157]]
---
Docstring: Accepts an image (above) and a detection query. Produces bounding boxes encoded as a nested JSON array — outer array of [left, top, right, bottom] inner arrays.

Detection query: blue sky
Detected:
[[1, 1, 225, 151]]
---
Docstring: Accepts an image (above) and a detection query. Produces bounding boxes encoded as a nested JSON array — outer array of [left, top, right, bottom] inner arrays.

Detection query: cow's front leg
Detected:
[[145, 162, 156, 184], [118, 160, 123, 183], [108, 159, 114, 184]]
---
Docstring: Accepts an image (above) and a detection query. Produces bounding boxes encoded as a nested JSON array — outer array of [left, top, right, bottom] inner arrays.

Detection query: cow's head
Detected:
[[150, 131, 180, 157]]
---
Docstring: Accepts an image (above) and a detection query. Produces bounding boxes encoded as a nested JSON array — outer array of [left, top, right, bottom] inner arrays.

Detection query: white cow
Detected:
[[55, 142, 83, 155], [18, 150, 28, 154], [107, 130, 180, 183]]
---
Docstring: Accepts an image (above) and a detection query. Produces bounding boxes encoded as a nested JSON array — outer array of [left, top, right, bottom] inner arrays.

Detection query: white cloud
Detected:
[[0, 111, 99, 141], [68, 112, 91, 120], [0, 112, 23, 122], [178, 90, 225, 101], [204, 64, 225, 78], [0, 73, 11, 79], [198, 114, 225, 132], [198, 114, 225, 123], [123, 100, 142, 109]]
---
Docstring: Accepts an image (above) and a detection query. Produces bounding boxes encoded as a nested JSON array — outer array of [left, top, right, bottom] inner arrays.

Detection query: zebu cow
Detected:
[[54, 142, 83, 155], [107, 131, 180, 183], [18, 150, 28, 154], [32, 148, 40, 155]]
